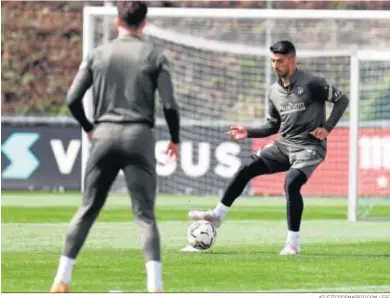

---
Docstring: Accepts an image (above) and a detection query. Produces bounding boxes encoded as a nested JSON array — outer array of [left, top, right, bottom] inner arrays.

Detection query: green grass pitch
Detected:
[[1, 191, 390, 293]]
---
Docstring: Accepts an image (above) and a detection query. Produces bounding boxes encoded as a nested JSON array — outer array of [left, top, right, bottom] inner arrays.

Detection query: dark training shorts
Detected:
[[253, 140, 326, 178]]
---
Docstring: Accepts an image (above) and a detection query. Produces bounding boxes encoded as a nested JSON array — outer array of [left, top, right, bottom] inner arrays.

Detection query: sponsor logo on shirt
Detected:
[[279, 102, 306, 115]]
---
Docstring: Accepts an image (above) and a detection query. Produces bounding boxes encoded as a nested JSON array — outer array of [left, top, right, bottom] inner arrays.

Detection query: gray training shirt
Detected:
[[66, 34, 180, 143], [247, 68, 349, 147]]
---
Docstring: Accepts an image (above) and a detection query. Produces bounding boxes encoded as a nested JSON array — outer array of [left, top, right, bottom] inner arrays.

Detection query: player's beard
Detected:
[[276, 71, 289, 78]]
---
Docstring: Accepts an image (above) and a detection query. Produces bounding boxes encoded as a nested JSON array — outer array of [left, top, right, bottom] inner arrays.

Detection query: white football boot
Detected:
[[180, 245, 202, 252], [188, 210, 223, 228], [279, 243, 300, 255]]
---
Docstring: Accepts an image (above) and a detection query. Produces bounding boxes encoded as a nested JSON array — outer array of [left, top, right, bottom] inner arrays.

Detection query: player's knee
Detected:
[[284, 178, 297, 194], [82, 197, 105, 216], [134, 207, 156, 224], [237, 158, 268, 179], [284, 169, 307, 194], [71, 199, 102, 225]]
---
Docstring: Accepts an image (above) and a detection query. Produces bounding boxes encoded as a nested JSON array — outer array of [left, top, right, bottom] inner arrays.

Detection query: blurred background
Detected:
[[2, 0, 390, 116]]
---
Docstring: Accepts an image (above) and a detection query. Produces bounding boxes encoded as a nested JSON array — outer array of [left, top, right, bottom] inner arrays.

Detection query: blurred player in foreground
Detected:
[[189, 40, 348, 255], [51, 1, 180, 292]]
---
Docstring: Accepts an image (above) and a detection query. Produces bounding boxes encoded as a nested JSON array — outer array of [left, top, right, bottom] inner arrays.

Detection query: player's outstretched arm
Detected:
[[246, 118, 280, 138], [246, 99, 281, 139], [156, 53, 180, 159], [225, 99, 280, 140], [65, 54, 94, 134]]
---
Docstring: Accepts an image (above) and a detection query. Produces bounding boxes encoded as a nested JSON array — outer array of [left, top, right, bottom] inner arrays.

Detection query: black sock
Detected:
[[284, 168, 307, 232]]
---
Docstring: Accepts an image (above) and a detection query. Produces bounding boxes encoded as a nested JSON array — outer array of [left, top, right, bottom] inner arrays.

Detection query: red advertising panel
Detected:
[[251, 128, 390, 197]]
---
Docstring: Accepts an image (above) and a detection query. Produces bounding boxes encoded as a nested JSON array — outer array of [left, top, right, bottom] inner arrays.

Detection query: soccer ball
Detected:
[[187, 220, 217, 250]]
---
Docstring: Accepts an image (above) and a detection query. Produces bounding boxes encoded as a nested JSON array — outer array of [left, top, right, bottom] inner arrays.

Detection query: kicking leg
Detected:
[[189, 142, 290, 227], [189, 157, 271, 227], [51, 139, 120, 291]]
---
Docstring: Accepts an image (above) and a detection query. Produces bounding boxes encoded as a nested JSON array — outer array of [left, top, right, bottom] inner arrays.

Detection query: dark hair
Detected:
[[117, 1, 148, 27], [270, 40, 296, 57]]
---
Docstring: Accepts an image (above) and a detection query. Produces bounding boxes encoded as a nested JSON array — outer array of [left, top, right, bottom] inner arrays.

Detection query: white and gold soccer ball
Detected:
[[187, 220, 217, 250]]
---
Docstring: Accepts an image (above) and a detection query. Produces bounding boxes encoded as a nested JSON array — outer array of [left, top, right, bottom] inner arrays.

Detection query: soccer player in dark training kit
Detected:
[[189, 40, 349, 255], [50, 2, 180, 292]]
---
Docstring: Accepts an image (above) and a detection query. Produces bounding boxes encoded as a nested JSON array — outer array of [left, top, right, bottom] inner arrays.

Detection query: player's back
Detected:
[[89, 35, 164, 127]]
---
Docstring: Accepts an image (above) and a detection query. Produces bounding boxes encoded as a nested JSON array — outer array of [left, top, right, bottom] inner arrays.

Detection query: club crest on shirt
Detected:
[[297, 86, 304, 95]]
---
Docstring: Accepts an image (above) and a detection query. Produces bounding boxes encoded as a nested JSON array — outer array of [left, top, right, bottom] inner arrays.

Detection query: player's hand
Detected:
[[166, 141, 179, 160], [225, 125, 248, 140], [310, 127, 329, 140]]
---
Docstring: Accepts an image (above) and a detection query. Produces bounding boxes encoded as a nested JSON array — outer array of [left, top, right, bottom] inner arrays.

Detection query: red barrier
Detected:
[[251, 128, 390, 197]]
